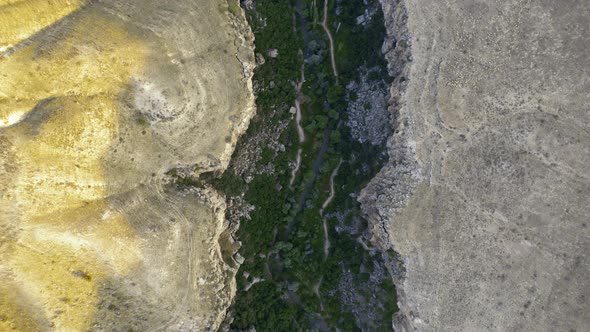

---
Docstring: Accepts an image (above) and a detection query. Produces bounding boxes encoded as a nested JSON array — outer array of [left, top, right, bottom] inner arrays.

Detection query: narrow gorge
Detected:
[[214, 0, 400, 329]]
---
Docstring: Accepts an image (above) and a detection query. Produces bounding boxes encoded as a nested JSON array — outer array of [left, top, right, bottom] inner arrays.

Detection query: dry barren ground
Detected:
[[362, 0, 590, 330], [0, 0, 254, 330]]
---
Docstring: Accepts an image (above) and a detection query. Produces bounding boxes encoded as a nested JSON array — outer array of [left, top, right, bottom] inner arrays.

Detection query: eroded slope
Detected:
[[0, 0, 254, 330], [362, 0, 590, 330]]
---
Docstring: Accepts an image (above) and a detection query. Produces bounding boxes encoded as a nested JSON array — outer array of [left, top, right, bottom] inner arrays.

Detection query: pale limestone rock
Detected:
[[361, 0, 590, 331]]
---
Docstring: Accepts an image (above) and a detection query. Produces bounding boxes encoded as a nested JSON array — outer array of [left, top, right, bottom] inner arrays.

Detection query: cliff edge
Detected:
[[0, 0, 254, 330], [361, 0, 590, 330]]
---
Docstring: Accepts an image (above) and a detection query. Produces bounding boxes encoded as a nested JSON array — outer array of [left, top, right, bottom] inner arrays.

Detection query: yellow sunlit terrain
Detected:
[[0, 0, 254, 330], [0, 0, 85, 52], [0, 5, 145, 331]]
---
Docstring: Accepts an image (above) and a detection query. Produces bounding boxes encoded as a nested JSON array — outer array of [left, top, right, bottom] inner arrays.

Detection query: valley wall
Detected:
[[0, 1, 254, 330], [362, 0, 590, 330]]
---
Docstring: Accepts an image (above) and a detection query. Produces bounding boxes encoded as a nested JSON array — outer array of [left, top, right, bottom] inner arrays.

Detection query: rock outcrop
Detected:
[[0, 0, 255, 330], [345, 67, 391, 146], [361, 0, 590, 330]]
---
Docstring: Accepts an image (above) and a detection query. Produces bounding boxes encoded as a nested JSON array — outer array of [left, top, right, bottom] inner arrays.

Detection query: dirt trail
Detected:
[[295, 64, 306, 143], [319, 159, 342, 259], [289, 148, 303, 186], [322, 218, 331, 259], [295, 100, 305, 143], [290, 64, 306, 186], [320, 159, 342, 216], [313, 276, 324, 311], [321, 0, 338, 81]]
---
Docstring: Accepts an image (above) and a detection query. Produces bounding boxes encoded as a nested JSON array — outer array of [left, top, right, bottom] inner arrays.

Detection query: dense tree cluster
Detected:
[[213, 0, 397, 330]]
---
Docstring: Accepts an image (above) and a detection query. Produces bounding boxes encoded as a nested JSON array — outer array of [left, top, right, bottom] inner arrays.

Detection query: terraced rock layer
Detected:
[[362, 0, 590, 330], [0, 0, 254, 330]]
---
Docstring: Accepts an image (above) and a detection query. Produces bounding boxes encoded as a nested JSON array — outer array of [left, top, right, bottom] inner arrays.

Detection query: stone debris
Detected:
[[234, 253, 245, 265], [241, 0, 255, 11], [255, 52, 265, 65], [267, 48, 278, 58], [345, 67, 391, 146]]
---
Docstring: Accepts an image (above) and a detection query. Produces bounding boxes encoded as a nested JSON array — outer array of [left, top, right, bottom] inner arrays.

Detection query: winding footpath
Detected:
[[321, 0, 338, 82], [295, 64, 306, 143], [320, 159, 342, 216], [280, 2, 342, 329], [317, 0, 341, 260], [320, 159, 342, 259], [289, 149, 303, 186], [290, 64, 306, 186]]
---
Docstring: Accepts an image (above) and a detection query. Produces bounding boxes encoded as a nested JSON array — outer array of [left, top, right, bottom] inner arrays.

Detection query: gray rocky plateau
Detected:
[[361, 0, 590, 331]]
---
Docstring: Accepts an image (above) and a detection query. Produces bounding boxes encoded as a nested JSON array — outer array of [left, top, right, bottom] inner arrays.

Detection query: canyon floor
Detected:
[[0, 0, 254, 330], [362, 0, 590, 330]]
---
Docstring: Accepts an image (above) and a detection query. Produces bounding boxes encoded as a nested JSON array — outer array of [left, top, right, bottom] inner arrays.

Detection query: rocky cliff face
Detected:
[[362, 0, 590, 330], [0, 1, 255, 330]]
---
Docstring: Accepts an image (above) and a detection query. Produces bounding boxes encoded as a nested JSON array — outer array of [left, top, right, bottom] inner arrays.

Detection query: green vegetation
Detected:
[[335, 0, 390, 83], [204, 0, 399, 330]]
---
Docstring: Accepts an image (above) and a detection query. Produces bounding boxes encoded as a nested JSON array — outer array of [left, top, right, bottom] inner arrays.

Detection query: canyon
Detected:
[[1, 0, 588, 330]]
